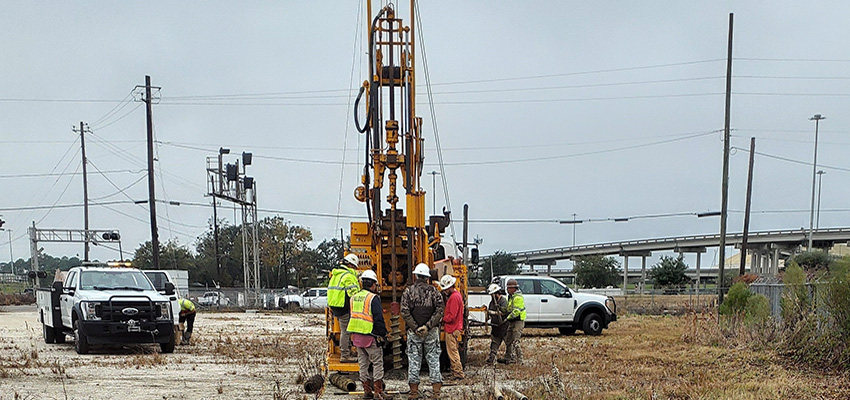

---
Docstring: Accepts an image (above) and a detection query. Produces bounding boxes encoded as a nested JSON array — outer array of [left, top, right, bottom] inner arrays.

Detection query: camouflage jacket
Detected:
[[401, 279, 445, 330]]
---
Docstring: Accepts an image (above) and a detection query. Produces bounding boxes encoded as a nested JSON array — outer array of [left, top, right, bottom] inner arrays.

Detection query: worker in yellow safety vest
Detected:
[[347, 269, 391, 399], [500, 278, 526, 364], [179, 298, 196, 345], [328, 253, 362, 363]]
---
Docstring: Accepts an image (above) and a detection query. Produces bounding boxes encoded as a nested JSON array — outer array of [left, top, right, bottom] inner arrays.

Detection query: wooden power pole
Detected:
[[718, 13, 734, 304]]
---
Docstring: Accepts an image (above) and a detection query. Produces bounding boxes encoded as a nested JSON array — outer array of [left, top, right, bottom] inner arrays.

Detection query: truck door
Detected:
[[515, 278, 537, 323], [538, 277, 574, 322], [60, 271, 78, 329]]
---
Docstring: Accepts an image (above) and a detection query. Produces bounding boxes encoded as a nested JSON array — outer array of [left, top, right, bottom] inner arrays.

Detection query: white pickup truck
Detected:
[[37, 265, 177, 354], [468, 275, 617, 335]]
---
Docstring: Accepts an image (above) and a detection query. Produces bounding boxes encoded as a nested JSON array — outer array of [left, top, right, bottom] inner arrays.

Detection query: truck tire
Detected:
[[558, 327, 576, 336], [582, 313, 603, 336], [43, 321, 55, 344], [160, 334, 176, 354], [54, 328, 66, 344], [74, 319, 90, 354]]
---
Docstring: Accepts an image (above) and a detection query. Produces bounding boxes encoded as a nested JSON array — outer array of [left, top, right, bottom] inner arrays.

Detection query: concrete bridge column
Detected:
[[623, 256, 629, 295], [641, 256, 647, 294], [750, 252, 758, 275], [771, 247, 780, 275], [754, 252, 762, 275], [696, 254, 701, 298]]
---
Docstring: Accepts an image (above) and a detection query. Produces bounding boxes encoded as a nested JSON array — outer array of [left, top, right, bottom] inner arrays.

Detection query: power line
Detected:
[[731, 146, 850, 173]]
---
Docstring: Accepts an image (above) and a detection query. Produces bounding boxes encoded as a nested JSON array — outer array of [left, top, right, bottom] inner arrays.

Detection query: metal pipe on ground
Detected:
[[504, 386, 529, 400], [329, 373, 357, 392], [493, 382, 505, 400], [304, 374, 325, 393]]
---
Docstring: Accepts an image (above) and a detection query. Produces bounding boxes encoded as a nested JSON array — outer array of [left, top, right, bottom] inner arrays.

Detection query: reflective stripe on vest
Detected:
[[328, 266, 359, 307], [179, 298, 195, 312], [347, 291, 376, 334], [508, 292, 527, 321]]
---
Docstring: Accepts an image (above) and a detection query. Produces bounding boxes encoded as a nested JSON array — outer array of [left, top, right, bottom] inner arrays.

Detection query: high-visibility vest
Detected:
[[179, 298, 195, 313], [507, 291, 526, 321], [328, 266, 360, 308], [347, 290, 376, 334]]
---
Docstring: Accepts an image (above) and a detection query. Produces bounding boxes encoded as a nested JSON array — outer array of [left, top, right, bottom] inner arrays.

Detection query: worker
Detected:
[[439, 274, 465, 380], [401, 263, 444, 399], [501, 278, 526, 365], [328, 253, 362, 363], [178, 298, 196, 345], [347, 269, 392, 400], [484, 283, 508, 364]]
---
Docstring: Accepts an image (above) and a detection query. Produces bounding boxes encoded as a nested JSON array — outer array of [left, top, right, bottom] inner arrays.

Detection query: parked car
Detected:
[[469, 275, 617, 336], [300, 287, 328, 310], [276, 286, 302, 310], [197, 291, 230, 307]]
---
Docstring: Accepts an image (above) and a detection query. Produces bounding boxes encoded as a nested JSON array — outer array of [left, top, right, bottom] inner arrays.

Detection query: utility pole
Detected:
[[212, 197, 221, 281], [143, 75, 160, 269], [808, 114, 825, 251], [739, 137, 755, 276], [7, 230, 13, 276], [817, 170, 825, 229], [572, 213, 577, 246], [718, 13, 734, 304], [73, 122, 91, 261]]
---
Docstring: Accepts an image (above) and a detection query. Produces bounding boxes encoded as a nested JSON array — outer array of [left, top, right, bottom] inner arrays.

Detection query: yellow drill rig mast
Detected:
[[327, 0, 469, 373]]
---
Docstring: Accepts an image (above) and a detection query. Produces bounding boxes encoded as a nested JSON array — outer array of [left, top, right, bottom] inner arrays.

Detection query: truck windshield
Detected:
[[79, 270, 155, 291]]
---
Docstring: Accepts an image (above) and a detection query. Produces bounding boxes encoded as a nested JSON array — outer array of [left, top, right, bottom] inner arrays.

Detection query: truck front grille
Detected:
[[101, 301, 156, 322]]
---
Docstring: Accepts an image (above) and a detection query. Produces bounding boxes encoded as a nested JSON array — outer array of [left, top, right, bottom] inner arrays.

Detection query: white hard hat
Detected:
[[360, 269, 378, 282], [344, 253, 359, 266], [439, 274, 457, 290], [487, 283, 501, 295], [413, 263, 431, 277]]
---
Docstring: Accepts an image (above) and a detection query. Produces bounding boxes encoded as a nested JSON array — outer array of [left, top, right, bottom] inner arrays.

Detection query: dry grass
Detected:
[[489, 315, 850, 399]]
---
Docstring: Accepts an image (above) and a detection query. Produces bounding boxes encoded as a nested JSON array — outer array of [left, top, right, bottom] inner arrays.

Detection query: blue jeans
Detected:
[[406, 327, 442, 384]]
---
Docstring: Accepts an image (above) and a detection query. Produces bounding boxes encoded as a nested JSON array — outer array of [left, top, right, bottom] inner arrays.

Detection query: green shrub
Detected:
[[719, 282, 751, 316], [744, 294, 770, 325]]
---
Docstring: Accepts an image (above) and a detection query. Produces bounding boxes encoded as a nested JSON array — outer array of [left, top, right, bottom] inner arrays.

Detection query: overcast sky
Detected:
[[2, 1, 850, 271]]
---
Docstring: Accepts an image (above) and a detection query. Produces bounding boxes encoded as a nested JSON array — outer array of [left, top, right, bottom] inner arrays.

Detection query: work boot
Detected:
[[181, 331, 192, 345], [361, 380, 373, 399], [430, 383, 441, 399], [408, 383, 420, 399], [373, 380, 393, 400]]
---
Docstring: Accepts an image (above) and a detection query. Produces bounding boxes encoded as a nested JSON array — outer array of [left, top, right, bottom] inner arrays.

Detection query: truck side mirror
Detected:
[[471, 248, 479, 265], [164, 282, 175, 296], [561, 288, 572, 298]]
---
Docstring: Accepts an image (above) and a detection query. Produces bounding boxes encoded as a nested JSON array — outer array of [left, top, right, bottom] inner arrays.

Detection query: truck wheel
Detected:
[[582, 313, 603, 336], [53, 327, 65, 344], [74, 319, 89, 354], [43, 322, 55, 344], [287, 302, 300, 311], [160, 335, 176, 354], [558, 327, 576, 336]]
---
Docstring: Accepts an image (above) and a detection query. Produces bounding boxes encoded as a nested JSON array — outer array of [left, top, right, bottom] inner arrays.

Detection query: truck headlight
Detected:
[[156, 302, 171, 320], [81, 301, 102, 321], [605, 297, 617, 314]]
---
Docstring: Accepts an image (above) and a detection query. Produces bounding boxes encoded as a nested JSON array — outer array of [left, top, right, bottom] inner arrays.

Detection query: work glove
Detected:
[[487, 310, 500, 316], [375, 336, 385, 347], [415, 325, 428, 338]]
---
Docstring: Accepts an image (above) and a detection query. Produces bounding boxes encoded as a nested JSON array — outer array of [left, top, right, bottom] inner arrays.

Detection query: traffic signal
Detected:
[[102, 232, 120, 241]]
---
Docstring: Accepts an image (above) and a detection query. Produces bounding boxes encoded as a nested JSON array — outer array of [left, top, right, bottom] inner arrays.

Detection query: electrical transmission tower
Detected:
[[206, 149, 259, 306]]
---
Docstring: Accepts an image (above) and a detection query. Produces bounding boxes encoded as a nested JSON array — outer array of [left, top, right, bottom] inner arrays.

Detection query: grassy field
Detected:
[[474, 315, 850, 400]]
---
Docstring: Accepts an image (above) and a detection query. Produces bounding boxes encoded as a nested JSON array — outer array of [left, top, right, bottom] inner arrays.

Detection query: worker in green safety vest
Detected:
[[179, 298, 196, 345], [501, 278, 526, 365], [328, 253, 361, 363], [347, 269, 391, 399]]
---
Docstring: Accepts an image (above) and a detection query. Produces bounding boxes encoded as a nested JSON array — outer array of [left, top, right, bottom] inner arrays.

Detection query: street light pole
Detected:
[[428, 170, 440, 215], [817, 170, 825, 229], [808, 114, 825, 251]]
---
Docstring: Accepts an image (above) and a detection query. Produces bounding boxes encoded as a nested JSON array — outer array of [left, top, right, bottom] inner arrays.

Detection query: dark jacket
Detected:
[[401, 278, 444, 330], [488, 295, 508, 338]]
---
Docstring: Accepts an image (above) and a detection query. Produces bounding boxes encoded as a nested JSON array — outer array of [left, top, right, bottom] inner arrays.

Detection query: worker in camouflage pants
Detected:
[[401, 263, 444, 399]]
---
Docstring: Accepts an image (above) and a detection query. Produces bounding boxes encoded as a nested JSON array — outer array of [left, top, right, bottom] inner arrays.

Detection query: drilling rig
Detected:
[[327, 1, 470, 373]]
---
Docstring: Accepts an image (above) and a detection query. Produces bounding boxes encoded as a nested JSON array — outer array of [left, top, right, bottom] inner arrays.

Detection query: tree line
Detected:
[[131, 216, 346, 289]]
